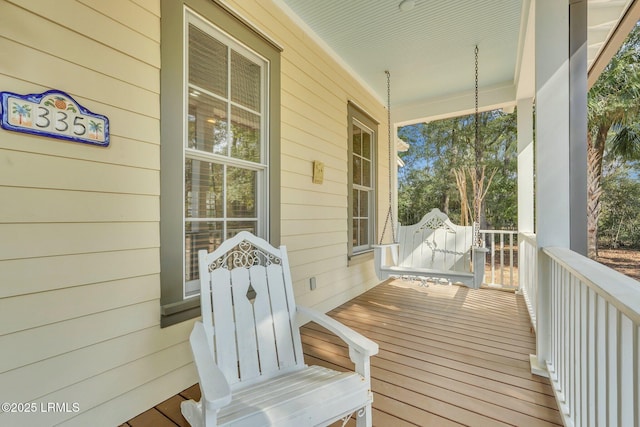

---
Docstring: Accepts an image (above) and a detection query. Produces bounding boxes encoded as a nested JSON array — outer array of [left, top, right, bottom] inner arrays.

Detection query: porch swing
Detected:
[[373, 48, 487, 289]]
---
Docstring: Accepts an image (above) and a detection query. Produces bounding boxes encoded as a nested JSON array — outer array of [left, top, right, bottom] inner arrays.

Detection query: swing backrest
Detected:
[[397, 208, 473, 273]]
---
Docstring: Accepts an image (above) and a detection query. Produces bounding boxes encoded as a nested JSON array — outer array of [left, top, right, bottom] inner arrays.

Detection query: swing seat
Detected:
[[374, 208, 487, 289]]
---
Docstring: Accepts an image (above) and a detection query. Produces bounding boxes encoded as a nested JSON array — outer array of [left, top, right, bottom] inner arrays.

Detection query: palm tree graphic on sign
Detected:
[[11, 103, 31, 125], [88, 120, 102, 140]]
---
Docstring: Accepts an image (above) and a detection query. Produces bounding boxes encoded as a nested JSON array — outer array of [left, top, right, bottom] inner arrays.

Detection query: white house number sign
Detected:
[[0, 89, 109, 147]]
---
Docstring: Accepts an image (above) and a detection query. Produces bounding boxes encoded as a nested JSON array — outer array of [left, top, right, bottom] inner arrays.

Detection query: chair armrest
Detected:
[[296, 306, 379, 356], [373, 243, 400, 268], [190, 321, 232, 410]]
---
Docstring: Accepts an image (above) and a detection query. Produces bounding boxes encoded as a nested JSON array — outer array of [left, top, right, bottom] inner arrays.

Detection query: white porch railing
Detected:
[[480, 230, 518, 288], [518, 232, 537, 332], [542, 247, 640, 427]]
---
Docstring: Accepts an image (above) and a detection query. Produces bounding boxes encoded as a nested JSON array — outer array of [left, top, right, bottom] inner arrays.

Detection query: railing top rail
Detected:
[[544, 246, 640, 324], [479, 230, 518, 235], [518, 232, 536, 245]]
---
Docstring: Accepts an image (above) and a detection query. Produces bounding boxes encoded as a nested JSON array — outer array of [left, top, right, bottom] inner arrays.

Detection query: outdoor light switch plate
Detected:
[[312, 160, 324, 184]]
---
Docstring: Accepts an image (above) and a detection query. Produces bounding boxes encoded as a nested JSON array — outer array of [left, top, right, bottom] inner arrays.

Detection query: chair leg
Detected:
[[181, 399, 204, 427], [355, 403, 372, 427]]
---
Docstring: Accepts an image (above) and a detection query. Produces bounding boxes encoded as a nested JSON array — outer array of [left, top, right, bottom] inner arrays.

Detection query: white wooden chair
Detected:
[[181, 231, 379, 427], [374, 208, 487, 289]]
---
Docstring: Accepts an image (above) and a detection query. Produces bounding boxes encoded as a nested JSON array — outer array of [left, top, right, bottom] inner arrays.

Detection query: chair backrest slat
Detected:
[[210, 267, 240, 385], [265, 263, 298, 369], [248, 265, 279, 373], [231, 267, 261, 381]]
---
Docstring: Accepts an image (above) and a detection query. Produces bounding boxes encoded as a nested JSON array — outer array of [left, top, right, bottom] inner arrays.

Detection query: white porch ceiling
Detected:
[[274, 0, 638, 125]]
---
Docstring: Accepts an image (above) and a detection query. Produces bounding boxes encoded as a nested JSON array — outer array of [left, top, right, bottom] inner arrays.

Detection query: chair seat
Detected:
[[219, 365, 370, 426]]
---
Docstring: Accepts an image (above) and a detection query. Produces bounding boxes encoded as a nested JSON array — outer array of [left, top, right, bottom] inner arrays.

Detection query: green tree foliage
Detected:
[[398, 109, 517, 228], [599, 162, 640, 248], [587, 22, 640, 257]]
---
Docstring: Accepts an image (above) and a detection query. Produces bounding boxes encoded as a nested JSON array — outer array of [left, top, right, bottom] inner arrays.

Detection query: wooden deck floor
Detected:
[[123, 280, 561, 426]]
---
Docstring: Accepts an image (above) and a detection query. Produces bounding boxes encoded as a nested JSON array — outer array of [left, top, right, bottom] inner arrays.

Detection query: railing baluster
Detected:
[[597, 295, 607, 427], [509, 233, 514, 287], [490, 234, 496, 285], [499, 233, 504, 286], [608, 305, 618, 427], [620, 315, 634, 424]]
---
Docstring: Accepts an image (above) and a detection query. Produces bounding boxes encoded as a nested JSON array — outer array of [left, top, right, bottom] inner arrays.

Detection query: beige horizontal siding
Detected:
[[0, 1, 159, 92], [0, 188, 159, 223], [0, 222, 159, 260], [3, 320, 192, 405], [0, 150, 158, 195], [0, 275, 159, 335], [0, 128, 159, 169], [0, 38, 158, 118], [0, 300, 159, 373], [77, 0, 161, 42], [5, 0, 160, 67], [0, 248, 160, 297], [0, 1, 171, 425]]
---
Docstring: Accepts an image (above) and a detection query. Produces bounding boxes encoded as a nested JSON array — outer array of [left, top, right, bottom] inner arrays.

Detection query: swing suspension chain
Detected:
[[380, 70, 397, 244], [473, 44, 482, 247], [474, 44, 479, 171]]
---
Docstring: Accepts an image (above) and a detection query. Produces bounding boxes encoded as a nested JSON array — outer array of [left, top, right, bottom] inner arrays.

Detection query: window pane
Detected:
[[230, 106, 260, 162], [185, 159, 223, 218], [359, 219, 369, 246], [227, 221, 257, 239], [363, 159, 371, 187], [231, 50, 261, 112], [359, 191, 368, 217], [188, 93, 228, 154], [362, 131, 371, 159], [189, 25, 227, 98], [352, 219, 359, 247], [353, 157, 361, 185], [352, 189, 359, 217], [227, 166, 257, 218], [185, 221, 223, 282], [352, 125, 361, 155]]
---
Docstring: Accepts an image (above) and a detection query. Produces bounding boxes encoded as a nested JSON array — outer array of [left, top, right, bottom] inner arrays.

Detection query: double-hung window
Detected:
[[348, 103, 377, 255], [160, 1, 281, 326], [184, 13, 268, 295]]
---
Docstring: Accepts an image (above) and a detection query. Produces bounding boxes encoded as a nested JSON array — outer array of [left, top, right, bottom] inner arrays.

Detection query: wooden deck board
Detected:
[[127, 280, 561, 426]]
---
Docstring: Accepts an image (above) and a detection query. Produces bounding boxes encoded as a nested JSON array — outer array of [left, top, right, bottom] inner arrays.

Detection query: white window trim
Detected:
[[350, 116, 376, 255]]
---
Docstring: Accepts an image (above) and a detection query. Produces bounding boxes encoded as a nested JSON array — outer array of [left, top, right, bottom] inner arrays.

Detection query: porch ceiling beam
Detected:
[[394, 82, 516, 127]]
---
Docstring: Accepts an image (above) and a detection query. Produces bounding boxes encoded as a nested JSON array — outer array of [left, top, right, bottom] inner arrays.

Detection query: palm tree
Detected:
[[587, 23, 640, 258], [88, 120, 103, 140], [11, 103, 31, 125]]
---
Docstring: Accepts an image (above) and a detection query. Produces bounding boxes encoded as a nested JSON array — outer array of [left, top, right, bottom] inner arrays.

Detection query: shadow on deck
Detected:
[[123, 279, 561, 426]]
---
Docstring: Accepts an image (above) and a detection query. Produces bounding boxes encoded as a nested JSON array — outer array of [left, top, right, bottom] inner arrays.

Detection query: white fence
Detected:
[[479, 230, 518, 288], [542, 247, 640, 427]]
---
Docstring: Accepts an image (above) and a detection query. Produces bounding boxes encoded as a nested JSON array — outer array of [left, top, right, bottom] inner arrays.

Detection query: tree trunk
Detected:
[[586, 125, 609, 259], [442, 192, 450, 215]]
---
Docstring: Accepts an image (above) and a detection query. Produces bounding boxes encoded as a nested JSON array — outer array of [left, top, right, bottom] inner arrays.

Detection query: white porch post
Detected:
[[569, 0, 588, 255], [534, 0, 588, 373], [517, 98, 534, 234]]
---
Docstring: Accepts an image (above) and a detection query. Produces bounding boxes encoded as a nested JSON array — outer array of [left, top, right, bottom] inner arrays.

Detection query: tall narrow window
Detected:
[[160, 0, 281, 327], [184, 13, 268, 294], [348, 104, 377, 255]]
